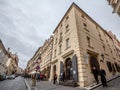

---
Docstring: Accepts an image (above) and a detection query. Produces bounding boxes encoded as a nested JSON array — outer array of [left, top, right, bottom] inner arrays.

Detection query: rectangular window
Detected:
[[66, 24, 69, 32], [59, 45, 62, 54], [55, 38, 57, 44], [59, 32, 63, 44], [54, 49, 56, 58], [83, 23, 89, 31], [66, 16, 69, 20], [87, 36, 93, 48], [66, 38, 70, 49], [106, 61, 112, 72]]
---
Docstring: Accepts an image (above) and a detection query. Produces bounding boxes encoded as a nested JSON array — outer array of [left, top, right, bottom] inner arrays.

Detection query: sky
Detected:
[[0, 0, 120, 69]]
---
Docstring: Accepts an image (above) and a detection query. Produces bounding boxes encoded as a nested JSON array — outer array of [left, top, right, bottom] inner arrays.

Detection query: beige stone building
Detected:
[[26, 36, 53, 81], [108, 0, 120, 16], [40, 36, 53, 80], [0, 39, 19, 75], [108, 31, 120, 60], [26, 3, 120, 87], [50, 3, 120, 87], [26, 47, 42, 74], [6, 50, 19, 75], [0, 39, 8, 75], [17, 67, 24, 75]]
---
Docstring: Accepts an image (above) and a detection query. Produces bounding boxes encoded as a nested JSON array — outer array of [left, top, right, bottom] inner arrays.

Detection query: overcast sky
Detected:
[[0, 0, 120, 69]]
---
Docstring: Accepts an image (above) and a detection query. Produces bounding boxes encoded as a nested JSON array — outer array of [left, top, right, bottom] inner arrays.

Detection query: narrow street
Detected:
[[0, 77, 27, 90]]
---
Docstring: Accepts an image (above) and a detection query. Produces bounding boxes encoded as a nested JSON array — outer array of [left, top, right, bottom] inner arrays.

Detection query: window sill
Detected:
[[88, 45, 94, 49], [84, 27, 89, 32], [65, 46, 71, 50], [58, 52, 62, 55]]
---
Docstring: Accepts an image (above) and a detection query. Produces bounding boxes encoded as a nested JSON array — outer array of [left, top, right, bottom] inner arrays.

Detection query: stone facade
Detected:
[[0, 39, 19, 75], [0, 39, 8, 75], [26, 3, 120, 87], [107, 0, 120, 16], [6, 49, 19, 75], [26, 36, 53, 81]]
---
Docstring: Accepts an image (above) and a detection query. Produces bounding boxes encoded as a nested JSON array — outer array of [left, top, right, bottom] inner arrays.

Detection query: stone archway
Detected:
[[65, 58, 72, 80]]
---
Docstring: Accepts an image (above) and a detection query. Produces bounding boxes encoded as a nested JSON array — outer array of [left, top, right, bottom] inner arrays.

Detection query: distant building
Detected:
[[0, 40, 19, 75], [17, 67, 23, 75], [0, 39, 8, 75], [107, 0, 120, 16], [6, 50, 19, 75]]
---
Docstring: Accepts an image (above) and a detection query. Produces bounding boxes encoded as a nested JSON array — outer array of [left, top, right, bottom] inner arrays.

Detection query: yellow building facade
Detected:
[[26, 3, 120, 87], [50, 3, 120, 87]]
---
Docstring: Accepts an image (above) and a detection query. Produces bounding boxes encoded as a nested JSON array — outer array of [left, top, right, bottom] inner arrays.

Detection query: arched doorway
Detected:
[[90, 56, 100, 71], [65, 58, 72, 80]]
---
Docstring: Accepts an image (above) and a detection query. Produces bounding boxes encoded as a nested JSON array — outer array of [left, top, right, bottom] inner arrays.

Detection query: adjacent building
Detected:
[[6, 49, 19, 75], [0, 39, 8, 75], [107, 0, 120, 16], [40, 36, 53, 80], [26, 3, 120, 87], [26, 36, 53, 80], [0, 39, 19, 75]]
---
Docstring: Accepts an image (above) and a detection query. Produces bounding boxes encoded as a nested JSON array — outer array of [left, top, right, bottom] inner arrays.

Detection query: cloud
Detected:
[[0, 0, 120, 69]]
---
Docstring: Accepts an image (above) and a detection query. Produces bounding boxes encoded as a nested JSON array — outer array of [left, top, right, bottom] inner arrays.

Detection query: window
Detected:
[[112, 64, 116, 72], [59, 45, 62, 54], [66, 16, 69, 20], [83, 23, 89, 31], [98, 31, 103, 41], [66, 24, 69, 32], [87, 36, 93, 48], [54, 49, 56, 58], [55, 38, 57, 44], [60, 24, 62, 28], [114, 63, 120, 72], [103, 46, 106, 53], [106, 61, 112, 72], [83, 23, 87, 27], [81, 14, 86, 19], [59, 32, 63, 44], [66, 38, 70, 49]]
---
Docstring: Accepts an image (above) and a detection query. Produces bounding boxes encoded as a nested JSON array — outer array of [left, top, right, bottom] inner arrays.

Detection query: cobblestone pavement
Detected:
[[25, 79, 86, 90], [0, 76, 27, 90], [93, 77, 120, 90]]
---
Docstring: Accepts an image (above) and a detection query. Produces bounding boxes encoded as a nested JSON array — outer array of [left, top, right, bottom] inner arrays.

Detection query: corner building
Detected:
[[50, 3, 120, 87]]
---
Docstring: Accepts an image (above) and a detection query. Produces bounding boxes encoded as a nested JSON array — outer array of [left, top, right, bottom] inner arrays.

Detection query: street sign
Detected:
[[36, 65, 40, 71]]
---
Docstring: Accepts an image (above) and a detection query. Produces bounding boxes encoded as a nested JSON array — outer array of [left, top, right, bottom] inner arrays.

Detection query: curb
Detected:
[[24, 78, 31, 90]]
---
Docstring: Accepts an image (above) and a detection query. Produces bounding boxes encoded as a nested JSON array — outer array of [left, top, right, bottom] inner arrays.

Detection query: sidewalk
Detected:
[[24, 74, 120, 90], [24, 79, 86, 90]]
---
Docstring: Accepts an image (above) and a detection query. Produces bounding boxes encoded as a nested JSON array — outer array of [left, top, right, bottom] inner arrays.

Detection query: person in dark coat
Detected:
[[53, 73, 57, 84], [92, 67, 99, 84], [99, 68, 107, 87]]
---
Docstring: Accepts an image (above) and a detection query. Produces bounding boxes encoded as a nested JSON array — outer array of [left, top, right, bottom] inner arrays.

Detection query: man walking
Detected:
[[99, 68, 107, 87], [92, 67, 99, 84]]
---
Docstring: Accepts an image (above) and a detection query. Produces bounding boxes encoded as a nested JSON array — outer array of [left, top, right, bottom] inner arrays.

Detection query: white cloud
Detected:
[[0, 0, 120, 69]]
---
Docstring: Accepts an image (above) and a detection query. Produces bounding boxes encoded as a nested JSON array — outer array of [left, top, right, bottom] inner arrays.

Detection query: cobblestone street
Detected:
[[93, 77, 120, 90]]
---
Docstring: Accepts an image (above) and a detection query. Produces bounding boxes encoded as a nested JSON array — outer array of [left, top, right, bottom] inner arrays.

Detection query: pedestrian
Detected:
[[53, 73, 57, 85], [92, 67, 99, 84], [31, 73, 36, 86], [62, 71, 65, 82], [99, 68, 107, 87]]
